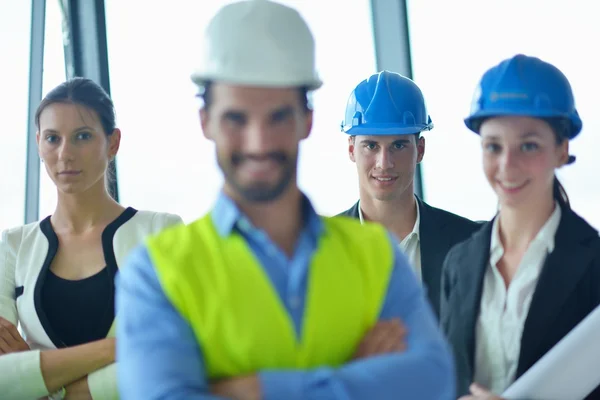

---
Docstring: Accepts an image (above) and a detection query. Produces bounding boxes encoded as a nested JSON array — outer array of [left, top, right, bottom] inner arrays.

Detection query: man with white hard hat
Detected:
[[116, 1, 455, 399]]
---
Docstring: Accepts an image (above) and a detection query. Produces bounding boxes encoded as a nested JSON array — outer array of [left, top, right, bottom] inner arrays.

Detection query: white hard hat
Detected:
[[191, 0, 322, 90]]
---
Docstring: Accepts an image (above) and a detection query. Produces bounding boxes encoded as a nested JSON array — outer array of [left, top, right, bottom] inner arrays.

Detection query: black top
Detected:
[[34, 207, 137, 348], [338, 197, 481, 318], [41, 266, 116, 347]]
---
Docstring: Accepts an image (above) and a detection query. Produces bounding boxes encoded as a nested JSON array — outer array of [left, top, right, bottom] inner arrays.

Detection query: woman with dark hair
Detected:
[[0, 77, 182, 399], [441, 55, 600, 400]]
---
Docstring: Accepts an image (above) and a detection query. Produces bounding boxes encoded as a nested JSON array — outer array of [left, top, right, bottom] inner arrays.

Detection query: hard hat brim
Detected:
[[465, 108, 582, 139], [342, 124, 433, 136], [191, 72, 323, 91]]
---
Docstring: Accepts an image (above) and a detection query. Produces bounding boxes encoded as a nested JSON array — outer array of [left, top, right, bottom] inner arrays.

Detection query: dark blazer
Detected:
[[441, 206, 600, 399], [339, 197, 480, 317]]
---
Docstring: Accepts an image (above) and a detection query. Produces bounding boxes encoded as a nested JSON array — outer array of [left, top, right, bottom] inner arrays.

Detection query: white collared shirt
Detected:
[[357, 199, 422, 281], [473, 203, 562, 394]]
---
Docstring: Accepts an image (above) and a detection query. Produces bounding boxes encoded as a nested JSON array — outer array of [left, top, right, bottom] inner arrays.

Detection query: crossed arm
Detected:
[[1, 272, 114, 399], [209, 319, 407, 400], [0, 234, 115, 399], [0, 316, 115, 400], [116, 245, 456, 400]]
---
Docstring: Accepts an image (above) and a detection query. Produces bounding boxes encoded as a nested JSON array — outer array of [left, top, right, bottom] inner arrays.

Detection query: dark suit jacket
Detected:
[[339, 198, 480, 317], [441, 206, 600, 399]]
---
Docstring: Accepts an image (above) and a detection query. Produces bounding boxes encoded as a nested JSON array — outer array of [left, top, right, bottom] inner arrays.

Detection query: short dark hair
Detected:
[[349, 133, 421, 142], [35, 77, 117, 136], [198, 80, 311, 112]]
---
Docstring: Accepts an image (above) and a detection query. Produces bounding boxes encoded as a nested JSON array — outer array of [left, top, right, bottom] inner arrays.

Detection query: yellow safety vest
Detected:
[[148, 213, 394, 379]]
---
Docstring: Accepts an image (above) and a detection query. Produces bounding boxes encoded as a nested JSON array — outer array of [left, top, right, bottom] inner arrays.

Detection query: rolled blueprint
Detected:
[[502, 304, 600, 400]]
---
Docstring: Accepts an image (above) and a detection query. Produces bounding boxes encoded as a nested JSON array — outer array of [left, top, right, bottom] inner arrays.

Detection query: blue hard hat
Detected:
[[465, 54, 582, 139], [341, 70, 433, 135]]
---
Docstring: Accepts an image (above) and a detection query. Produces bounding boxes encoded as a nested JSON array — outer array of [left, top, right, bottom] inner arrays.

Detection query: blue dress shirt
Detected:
[[116, 192, 456, 399]]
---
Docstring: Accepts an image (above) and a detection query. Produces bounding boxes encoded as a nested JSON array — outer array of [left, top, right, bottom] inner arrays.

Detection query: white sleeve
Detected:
[[0, 230, 50, 399], [0, 350, 49, 400], [0, 229, 18, 325], [88, 363, 118, 400], [152, 213, 184, 233]]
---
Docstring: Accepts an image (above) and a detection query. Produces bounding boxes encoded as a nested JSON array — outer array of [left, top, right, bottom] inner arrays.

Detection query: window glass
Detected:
[[0, 1, 31, 231], [408, 0, 600, 227], [38, 0, 68, 219]]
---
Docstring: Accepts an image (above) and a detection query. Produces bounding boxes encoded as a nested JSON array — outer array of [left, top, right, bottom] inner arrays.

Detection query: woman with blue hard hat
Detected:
[[441, 54, 600, 400]]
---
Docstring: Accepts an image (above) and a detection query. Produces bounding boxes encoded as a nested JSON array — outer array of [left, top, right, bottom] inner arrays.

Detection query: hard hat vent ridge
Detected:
[[341, 71, 433, 136]]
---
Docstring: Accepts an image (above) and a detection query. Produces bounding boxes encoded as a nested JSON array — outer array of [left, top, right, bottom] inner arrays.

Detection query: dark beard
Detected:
[[218, 151, 297, 203]]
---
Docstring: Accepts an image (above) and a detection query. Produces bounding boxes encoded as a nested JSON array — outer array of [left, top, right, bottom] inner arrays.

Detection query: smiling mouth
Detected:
[[373, 176, 397, 182], [371, 176, 398, 187], [498, 180, 528, 191]]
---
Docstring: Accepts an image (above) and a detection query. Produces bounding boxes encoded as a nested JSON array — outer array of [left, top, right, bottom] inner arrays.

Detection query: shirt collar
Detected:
[[490, 201, 562, 263], [211, 191, 323, 239], [358, 200, 365, 224], [409, 202, 421, 240], [357, 197, 420, 240]]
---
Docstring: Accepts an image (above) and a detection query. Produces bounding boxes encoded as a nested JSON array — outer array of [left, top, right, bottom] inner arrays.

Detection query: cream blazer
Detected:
[[0, 208, 182, 400]]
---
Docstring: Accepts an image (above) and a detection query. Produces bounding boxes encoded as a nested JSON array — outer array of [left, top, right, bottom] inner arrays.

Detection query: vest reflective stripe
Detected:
[[148, 214, 394, 379]]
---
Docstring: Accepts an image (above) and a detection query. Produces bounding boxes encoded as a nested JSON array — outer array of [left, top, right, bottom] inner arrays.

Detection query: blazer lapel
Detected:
[[338, 201, 360, 219], [518, 209, 597, 375], [418, 199, 447, 315], [453, 222, 493, 376]]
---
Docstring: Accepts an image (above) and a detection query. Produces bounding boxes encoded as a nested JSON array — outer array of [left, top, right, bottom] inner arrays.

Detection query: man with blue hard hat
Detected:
[[339, 71, 480, 318]]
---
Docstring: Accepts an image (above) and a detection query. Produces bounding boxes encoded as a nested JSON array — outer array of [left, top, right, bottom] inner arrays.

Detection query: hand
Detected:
[[458, 383, 505, 400], [0, 316, 30, 355], [211, 374, 262, 400], [65, 376, 92, 400], [352, 318, 407, 360]]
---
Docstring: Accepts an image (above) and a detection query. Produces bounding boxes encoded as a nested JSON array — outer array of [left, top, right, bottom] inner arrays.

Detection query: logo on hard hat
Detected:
[[490, 92, 528, 102]]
